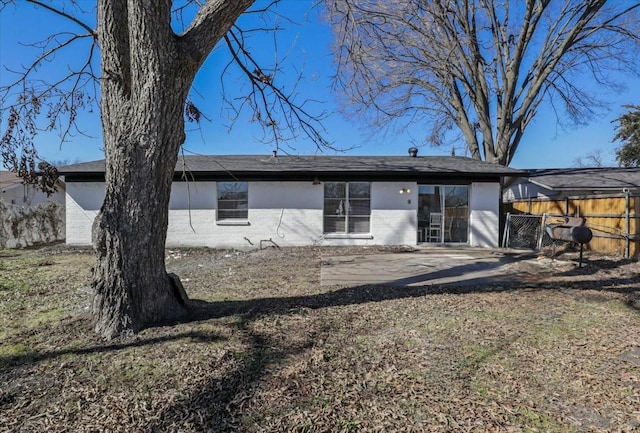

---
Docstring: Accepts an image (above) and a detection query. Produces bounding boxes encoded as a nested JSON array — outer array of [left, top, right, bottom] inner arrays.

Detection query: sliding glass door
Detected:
[[418, 185, 469, 243]]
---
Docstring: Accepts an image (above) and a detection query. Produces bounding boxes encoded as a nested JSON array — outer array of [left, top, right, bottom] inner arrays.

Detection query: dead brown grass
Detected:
[[0, 245, 638, 432]]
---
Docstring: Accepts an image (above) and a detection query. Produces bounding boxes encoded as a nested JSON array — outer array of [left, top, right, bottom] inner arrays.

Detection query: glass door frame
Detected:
[[417, 184, 469, 244]]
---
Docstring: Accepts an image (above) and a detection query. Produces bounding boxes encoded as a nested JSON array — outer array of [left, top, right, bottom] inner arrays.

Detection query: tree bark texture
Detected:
[[93, 0, 253, 338]]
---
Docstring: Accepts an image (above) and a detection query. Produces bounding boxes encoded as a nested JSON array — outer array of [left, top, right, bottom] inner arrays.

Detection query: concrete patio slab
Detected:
[[320, 247, 535, 287]]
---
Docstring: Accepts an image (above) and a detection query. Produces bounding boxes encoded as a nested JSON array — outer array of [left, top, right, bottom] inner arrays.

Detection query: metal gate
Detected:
[[502, 213, 543, 249]]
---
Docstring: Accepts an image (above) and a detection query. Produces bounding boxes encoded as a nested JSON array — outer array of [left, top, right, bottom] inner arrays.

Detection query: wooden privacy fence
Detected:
[[505, 192, 639, 258]]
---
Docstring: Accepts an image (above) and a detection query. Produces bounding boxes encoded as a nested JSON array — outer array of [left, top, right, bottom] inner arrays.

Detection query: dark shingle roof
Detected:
[[526, 167, 640, 190], [58, 154, 521, 180]]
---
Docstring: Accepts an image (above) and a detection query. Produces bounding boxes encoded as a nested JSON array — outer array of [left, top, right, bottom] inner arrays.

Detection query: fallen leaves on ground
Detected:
[[0, 245, 638, 432]]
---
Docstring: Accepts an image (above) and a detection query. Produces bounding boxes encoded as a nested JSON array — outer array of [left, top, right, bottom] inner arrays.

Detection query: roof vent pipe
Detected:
[[408, 147, 418, 157], [272, 150, 277, 158]]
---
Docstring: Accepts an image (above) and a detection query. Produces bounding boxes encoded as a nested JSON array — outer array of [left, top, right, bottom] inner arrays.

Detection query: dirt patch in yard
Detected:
[[0, 245, 638, 432]]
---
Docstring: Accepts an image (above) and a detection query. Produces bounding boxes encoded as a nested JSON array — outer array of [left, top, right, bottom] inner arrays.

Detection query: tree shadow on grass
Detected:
[[185, 254, 528, 322], [553, 256, 638, 277], [0, 324, 226, 369], [187, 280, 638, 329], [144, 317, 314, 432], [184, 254, 638, 324]]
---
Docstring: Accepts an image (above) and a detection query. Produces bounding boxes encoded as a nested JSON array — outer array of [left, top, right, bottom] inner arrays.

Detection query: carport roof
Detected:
[[58, 154, 522, 179]]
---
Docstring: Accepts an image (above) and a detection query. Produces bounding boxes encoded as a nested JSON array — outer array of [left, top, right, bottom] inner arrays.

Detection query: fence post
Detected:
[[502, 213, 510, 248], [537, 213, 547, 250], [625, 188, 630, 258]]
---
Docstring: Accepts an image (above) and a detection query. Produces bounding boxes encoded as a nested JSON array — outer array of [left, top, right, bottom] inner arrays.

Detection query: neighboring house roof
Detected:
[[1, 171, 66, 207], [524, 167, 640, 191], [58, 154, 523, 181]]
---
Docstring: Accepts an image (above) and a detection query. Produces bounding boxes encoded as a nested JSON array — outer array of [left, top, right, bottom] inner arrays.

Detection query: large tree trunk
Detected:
[[91, 1, 192, 339], [92, 60, 192, 338], [92, 164, 186, 338], [91, 90, 189, 337], [91, 0, 253, 338]]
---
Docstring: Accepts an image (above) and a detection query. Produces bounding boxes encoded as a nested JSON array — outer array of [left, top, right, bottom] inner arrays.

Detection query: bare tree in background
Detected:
[[0, 0, 328, 338], [573, 149, 606, 167], [327, 0, 640, 165]]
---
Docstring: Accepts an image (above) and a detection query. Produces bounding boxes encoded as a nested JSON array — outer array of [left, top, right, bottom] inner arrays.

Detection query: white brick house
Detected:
[[59, 154, 521, 248]]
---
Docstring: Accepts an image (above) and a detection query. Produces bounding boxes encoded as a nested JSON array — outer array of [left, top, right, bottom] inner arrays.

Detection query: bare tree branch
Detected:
[[327, 0, 640, 165], [1, 1, 99, 188], [222, 25, 331, 152], [25, 0, 96, 35]]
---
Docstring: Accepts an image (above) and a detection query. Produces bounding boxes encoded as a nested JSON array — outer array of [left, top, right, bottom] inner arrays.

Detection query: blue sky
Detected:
[[1, 0, 638, 169]]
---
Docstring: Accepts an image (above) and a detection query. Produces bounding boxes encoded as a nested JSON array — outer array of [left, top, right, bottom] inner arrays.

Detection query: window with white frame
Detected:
[[217, 182, 248, 220], [323, 182, 371, 233]]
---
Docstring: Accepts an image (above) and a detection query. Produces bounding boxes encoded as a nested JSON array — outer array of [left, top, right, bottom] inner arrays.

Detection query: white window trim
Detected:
[[217, 181, 249, 221], [324, 233, 374, 240], [324, 181, 371, 234], [215, 220, 250, 226]]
